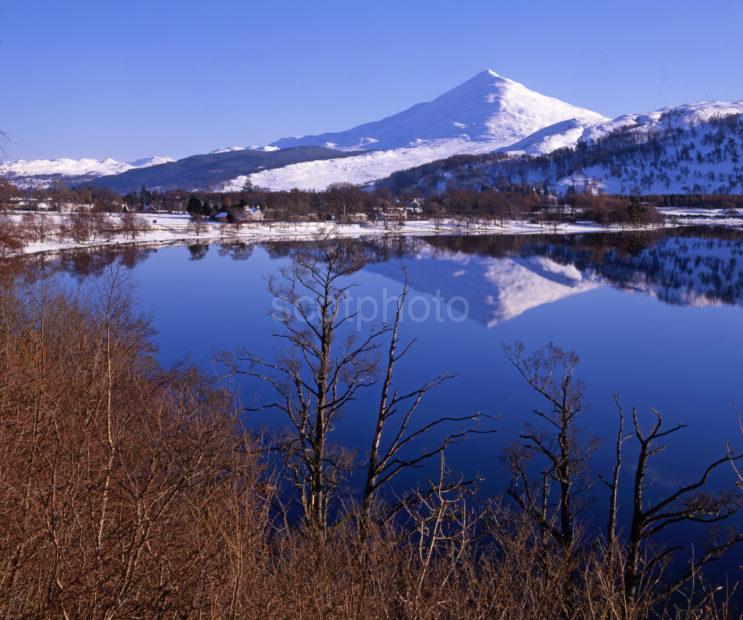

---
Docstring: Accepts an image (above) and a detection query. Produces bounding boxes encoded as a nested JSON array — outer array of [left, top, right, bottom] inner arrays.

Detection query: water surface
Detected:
[[24, 229, 743, 574]]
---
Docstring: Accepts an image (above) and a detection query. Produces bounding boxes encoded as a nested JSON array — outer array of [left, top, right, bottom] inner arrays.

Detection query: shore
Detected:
[[8, 210, 743, 258]]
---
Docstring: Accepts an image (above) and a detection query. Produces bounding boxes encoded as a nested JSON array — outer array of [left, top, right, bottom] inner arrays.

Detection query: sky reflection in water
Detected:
[[40, 229, 743, 572]]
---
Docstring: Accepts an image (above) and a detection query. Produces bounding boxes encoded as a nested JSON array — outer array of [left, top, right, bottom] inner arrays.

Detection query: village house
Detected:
[[244, 206, 264, 221], [346, 212, 368, 223], [375, 207, 407, 222], [211, 205, 265, 225], [405, 197, 424, 216], [4, 197, 53, 211]]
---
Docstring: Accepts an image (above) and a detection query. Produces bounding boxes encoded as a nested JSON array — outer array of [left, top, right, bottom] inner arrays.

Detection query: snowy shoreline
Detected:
[[7, 211, 743, 259]]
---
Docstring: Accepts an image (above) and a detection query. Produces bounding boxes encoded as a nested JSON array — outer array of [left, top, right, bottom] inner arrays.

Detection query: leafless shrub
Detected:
[[20, 212, 57, 244], [0, 212, 27, 256], [119, 211, 150, 239]]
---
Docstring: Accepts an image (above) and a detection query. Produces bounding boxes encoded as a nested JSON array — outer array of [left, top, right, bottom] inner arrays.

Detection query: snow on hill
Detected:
[[127, 156, 175, 167], [0, 157, 131, 178], [210, 146, 246, 154], [503, 100, 743, 156], [0, 155, 174, 187], [273, 69, 606, 152], [220, 69, 607, 190], [500, 118, 600, 155], [382, 100, 743, 196], [220, 138, 502, 192], [556, 102, 743, 194]]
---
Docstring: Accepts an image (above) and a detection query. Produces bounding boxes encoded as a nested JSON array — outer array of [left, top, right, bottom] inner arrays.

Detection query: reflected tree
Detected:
[[187, 244, 209, 261]]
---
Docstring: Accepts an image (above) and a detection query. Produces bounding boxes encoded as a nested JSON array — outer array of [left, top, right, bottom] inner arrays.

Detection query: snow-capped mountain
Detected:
[[558, 103, 743, 194], [7, 69, 743, 195], [273, 70, 606, 152], [503, 100, 743, 156], [219, 70, 606, 191], [209, 146, 246, 154], [0, 155, 174, 188], [382, 100, 743, 195], [0, 157, 131, 179], [127, 156, 175, 168]]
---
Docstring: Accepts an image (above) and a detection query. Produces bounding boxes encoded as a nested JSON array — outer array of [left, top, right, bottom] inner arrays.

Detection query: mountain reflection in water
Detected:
[[8, 228, 743, 327]]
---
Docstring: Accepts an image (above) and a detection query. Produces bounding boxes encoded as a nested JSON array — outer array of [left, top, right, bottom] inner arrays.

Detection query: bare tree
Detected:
[[119, 211, 148, 240], [502, 342, 597, 549], [601, 394, 629, 563], [729, 403, 743, 490], [0, 211, 27, 256], [362, 277, 489, 522], [611, 405, 743, 602], [61, 210, 95, 244], [188, 215, 209, 237], [222, 238, 382, 532], [21, 212, 56, 244], [397, 455, 479, 616]]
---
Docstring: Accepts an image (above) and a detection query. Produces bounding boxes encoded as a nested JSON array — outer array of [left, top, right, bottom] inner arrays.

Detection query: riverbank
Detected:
[[7, 210, 743, 257]]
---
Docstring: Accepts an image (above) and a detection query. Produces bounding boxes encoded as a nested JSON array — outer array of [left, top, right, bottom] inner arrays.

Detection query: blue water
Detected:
[[41, 230, 743, 579]]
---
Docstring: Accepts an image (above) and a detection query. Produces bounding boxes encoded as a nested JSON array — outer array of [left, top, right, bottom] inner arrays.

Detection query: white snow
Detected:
[[0, 157, 131, 178], [220, 138, 512, 192], [272, 70, 606, 152], [231, 69, 606, 190], [0, 154, 175, 183], [8, 211, 657, 259], [503, 100, 743, 156], [580, 101, 743, 145], [501, 118, 599, 155], [127, 155, 174, 167], [210, 146, 246, 154]]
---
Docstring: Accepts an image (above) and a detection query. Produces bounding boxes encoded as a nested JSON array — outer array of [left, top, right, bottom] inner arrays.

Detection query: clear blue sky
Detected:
[[1, 0, 742, 161]]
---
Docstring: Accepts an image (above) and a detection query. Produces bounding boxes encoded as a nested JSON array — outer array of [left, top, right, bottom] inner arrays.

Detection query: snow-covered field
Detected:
[[7, 207, 743, 259]]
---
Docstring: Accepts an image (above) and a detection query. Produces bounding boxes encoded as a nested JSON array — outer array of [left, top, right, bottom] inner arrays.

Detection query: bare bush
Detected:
[[20, 212, 57, 244], [0, 212, 27, 256]]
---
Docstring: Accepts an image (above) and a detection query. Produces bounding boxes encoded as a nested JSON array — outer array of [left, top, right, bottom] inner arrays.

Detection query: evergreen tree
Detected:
[[187, 195, 204, 217]]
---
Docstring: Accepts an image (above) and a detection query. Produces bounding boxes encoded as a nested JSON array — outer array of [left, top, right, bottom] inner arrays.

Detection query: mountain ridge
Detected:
[[4, 69, 742, 195], [271, 69, 606, 152]]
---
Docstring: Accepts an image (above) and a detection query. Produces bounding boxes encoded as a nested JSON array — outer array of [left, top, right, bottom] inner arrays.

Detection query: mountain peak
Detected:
[[271, 69, 606, 153], [478, 68, 504, 79]]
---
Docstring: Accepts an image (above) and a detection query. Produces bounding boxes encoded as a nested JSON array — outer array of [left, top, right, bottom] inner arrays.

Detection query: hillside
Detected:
[[272, 70, 605, 152], [0, 156, 174, 189], [381, 103, 743, 195], [219, 70, 607, 191], [92, 146, 359, 193]]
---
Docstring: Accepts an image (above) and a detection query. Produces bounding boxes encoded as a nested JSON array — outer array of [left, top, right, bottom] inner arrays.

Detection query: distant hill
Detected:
[[92, 146, 359, 193], [379, 104, 743, 195], [6, 69, 743, 195]]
